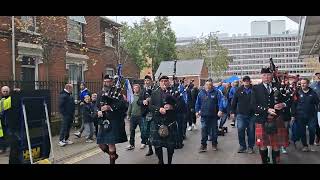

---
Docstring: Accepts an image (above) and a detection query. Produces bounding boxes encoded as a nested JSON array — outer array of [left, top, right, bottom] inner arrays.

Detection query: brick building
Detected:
[[154, 59, 209, 87], [0, 16, 139, 92]]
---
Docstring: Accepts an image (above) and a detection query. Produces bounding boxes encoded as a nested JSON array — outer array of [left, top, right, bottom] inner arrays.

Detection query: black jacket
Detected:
[[82, 103, 94, 123], [148, 88, 177, 123], [230, 85, 254, 116], [137, 87, 152, 117], [251, 83, 276, 124], [59, 90, 75, 118], [291, 88, 319, 118], [190, 87, 199, 111], [94, 89, 128, 121]]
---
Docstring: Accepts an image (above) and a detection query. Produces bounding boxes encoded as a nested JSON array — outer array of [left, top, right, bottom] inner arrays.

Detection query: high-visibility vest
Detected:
[[0, 97, 11, 138], [0, 97, 11, 112]]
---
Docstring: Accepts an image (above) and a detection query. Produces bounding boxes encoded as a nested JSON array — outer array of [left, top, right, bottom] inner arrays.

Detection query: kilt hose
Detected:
[[256, 115, 289, 148]]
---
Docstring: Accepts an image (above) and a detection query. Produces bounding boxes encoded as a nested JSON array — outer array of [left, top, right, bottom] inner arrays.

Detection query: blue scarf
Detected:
[[243, 86, 252, 95]]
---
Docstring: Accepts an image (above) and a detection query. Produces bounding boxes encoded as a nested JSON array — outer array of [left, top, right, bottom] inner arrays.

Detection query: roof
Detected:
[[298, 16, 320, 57], [155, 59, 205, 78], [100, 16, 122, 27]]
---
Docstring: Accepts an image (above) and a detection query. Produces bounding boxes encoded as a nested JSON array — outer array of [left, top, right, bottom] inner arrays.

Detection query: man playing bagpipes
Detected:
[[251, 58, 291, 164]]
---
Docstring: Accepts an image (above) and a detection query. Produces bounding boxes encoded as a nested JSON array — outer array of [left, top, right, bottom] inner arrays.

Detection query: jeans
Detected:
[[236, 114, 255, 149], [200, 116, 218, 145], [129, 116, 142, 146], [219, 113, 228, 129], [59, 115, 73, 141], [84, 122, 94, 140], [79, 105, 85, 133], [297, 116, 317, 146]]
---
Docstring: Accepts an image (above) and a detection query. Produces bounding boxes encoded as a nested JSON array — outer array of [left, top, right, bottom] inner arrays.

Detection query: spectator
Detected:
[[75, 82, 91, 138], [229, 81, 240, 127], [292, 78, 319, 152], [230, 76, 255, 154], [58, 84, 75, 147], [91, 93, 98, 138], [81, 95, 95, 143], [126, 84, 143, 150], [0, 86, 21, 164], [196, 79, 224, 152], [310, 72, 320, 146]]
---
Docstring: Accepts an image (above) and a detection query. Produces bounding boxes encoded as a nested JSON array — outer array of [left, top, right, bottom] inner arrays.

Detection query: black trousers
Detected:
[[59, 115, 73, 141], [129, 116, 142, 146], [188, 110, 196, 126], [7, 132, 21, 164], [316, 123, 320, 141]]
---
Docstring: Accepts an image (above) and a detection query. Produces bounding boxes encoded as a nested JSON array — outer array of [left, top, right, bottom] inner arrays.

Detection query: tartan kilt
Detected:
[[255, 115, 289, 148], [150, 117, 178, 149], [140, 117, 152, 139]]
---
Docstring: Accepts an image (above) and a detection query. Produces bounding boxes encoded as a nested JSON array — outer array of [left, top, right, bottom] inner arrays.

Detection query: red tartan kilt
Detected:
[[255, 115, 289, 148]]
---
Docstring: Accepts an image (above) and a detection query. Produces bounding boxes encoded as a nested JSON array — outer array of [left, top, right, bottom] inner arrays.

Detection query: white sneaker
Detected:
[[192, 124, 197, 130], [126, 145, 135, 150], [74, 132, 81, 138], [187, 126, 192, 131], [140, 144, 146, 149], [85, 139, 94, 143], [310, 145, 317, 152], [64, 139, 74, 145], [58, 141, 67, 147], [280, 147, 288, 154], [302, 146, 309, 152]]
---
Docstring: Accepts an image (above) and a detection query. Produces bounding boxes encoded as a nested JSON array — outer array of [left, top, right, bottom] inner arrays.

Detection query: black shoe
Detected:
[[199, 144, 207, 153], [230, 122, 235, 127], [237, 147, 247, 153], [223, 127, 228, 133], [146, 150, 154, 156]]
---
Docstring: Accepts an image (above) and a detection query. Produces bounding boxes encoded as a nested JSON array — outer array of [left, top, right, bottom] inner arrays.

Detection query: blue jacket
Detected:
[[195, 88, 224, 118], [79, 88, 90, 102], [292, 88, 319, 118], [228, 86, 238, 101]]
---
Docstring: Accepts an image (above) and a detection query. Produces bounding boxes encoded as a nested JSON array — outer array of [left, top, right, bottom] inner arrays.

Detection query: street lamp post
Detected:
[[209, 33, 212, 78], [209, 31, 219, 79]]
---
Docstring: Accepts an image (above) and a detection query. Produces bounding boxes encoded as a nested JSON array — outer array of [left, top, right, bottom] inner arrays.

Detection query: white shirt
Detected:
[[263, 83, 272, 94]]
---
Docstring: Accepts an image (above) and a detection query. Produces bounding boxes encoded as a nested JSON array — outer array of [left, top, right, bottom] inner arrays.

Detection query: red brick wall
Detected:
[[200, 63, 209, 80], [0, 16, 140, 82]]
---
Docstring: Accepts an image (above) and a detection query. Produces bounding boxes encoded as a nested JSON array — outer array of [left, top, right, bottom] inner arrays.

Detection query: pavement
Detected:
[[59, 119, 320, 164], [0, 119, 133, 164]]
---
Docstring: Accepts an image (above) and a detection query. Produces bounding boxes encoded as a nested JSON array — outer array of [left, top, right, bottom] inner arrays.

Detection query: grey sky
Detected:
[[107, 16, 298, 38]]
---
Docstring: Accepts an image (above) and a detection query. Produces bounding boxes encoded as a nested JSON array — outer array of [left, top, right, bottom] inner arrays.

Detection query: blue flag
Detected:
[[125, 79, 134, 104]]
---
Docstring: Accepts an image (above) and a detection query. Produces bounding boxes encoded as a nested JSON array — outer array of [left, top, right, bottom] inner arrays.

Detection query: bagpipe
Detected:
[[97, 64, 128, 131], [265, 58, 299, 135], [269, 58, 300, 103]]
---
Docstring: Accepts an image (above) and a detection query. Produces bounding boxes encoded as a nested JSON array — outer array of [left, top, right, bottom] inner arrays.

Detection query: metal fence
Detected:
[[0, 78, 143, 117]]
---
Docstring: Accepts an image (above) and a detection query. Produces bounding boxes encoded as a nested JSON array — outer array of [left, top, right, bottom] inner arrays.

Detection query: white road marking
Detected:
[[64, 148, 102, 164]]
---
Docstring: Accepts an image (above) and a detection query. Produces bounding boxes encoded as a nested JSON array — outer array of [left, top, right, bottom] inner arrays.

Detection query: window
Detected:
[[21, 16, 37, 32], [105, 29, 115, 47], [67, 16, 86, 43], [105, 68, 114, 77], [67, 64, 83, 99]]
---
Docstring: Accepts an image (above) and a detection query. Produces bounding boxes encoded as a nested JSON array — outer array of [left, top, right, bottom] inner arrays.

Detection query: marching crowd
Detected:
[[1, 66, 320, 164], [54, 66, 320, 164]]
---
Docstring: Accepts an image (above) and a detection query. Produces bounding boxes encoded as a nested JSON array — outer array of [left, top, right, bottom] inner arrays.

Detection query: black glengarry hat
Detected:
[[159, 75, 169, 81], [104, 74, 113, 80], [242, 76, 251, 81], [261, 67, 272, 74], [144, 75, 152, 80]]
